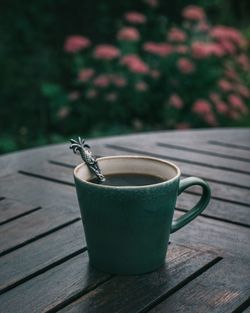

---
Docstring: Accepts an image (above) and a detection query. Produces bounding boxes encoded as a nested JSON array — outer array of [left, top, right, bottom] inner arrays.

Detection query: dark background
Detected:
[[0, 0, 249, 154]]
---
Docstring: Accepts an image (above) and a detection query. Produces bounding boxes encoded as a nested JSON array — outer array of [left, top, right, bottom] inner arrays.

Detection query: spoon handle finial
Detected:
[[69, 137, 105, 182]]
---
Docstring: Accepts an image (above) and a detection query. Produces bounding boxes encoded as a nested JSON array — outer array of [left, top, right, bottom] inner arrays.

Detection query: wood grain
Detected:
[[49, 156, 250, 227], [0, 252, 111, 313], [157, 141, 250, 162], [58, 245, 218, 313], [176, 193, 250, 227], [157, 142, 250, 171], [0, 198, 40, 225], [149, 257, 250, 313], [0, 173, 78, 209], [104, 142, 250, 189], [0, 220, 85, 293], [45, 148, 250, 206], [0, 175, 81, 256], [208, 140, 250, 150], [0, 129, 249, 313], [18, 156, 250, 226], [171, 211, 250, 259], [0, 204, 80, 256]]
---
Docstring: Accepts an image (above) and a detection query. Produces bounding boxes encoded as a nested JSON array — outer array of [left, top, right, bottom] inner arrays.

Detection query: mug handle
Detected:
[[171, 177, 211, 233]]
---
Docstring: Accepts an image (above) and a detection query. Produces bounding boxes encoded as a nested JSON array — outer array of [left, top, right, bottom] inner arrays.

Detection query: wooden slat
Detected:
[[49, 157, 250, 227], [171, 211, 250, 259], [149, 257, 250, 313], [176, 193, 250, 227], [0, 198, 41, 225], [0, 252, 111, 313], [104, 142, 250, 189], [0, 173, 78, 211], [0, 244, 217, 313], [0, 221, 85, 294], [20, 154, 250, 226], [0, 129, 248, 178], [157, 142, 250, 170], [8, 169, 250, 257], [208, 140, 250, 150], [0, 204, 80, 256], [157, 140, 250, 161], [58, 246, 218, 313], [93, 145, 250, 202], [0, 173, 81, 257], [46, 148, 250, 206], [20, 159, 250, 211]]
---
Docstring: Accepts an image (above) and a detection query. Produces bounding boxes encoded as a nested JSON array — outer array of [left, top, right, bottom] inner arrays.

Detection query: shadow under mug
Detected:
[[74, 155, 211, 275]]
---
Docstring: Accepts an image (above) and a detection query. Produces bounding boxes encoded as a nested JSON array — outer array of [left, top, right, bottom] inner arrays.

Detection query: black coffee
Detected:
[[89, 173, 164, 186]]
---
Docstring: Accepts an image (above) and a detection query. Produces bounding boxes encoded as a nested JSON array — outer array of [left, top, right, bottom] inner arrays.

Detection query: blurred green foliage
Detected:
[[0, 0, 249, 154]]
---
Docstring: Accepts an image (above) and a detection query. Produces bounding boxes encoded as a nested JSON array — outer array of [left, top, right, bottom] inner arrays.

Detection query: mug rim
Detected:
[[74, 155, 181, 189]]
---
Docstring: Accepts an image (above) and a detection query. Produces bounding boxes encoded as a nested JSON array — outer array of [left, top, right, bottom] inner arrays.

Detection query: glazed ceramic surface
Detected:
[[74, 156, 211, 274]]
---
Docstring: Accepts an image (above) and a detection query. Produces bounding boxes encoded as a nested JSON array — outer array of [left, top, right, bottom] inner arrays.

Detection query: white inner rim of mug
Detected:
[[74, 155, 181, 188]]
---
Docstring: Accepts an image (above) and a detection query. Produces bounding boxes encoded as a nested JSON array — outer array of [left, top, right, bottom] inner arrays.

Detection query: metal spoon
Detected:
[[70, 137, 106, 183]]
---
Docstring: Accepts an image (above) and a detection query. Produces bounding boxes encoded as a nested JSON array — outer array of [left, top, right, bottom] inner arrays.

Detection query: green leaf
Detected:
[[40, 83, 63, 98]]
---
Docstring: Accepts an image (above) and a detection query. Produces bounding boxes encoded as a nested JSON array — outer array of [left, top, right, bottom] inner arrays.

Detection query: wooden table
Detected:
[[0, 128, 249, 313]]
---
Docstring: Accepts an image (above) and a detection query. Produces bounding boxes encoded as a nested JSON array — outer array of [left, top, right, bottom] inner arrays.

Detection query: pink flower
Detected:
[[112, 76, 127, 87], [228, 94, 247, 113], [86, 89, 98, 99], [150, 70, 161, 79], [64, 36, 91, 53], [197, 21, 209, 32], [218, 79, 233, 92], [191, 42, 209, 58], [215, 101, 228, 114], [57, 106, 70, 119], [229, 110, 241, 120], [192, 99, 211, 114], [143, 0, 159, 7], [237, 85, 250, 98], [117, 27, 140, 41], [219, 40, 236, 54], [182, 5, 206, 21], [225, 69, 238, 80], [121, 54, 150, 74], [191, 42, 224, 58], [169, 94, 184, 109], [125, 12, 146, 24], [68, 91, 80, 101], [168, 27, 187, 42], [210, 26, 247, 48], [209, 92, 220, 103], [78, 68, 95, 82], [176, 122, 190, 129], [93, 45, 120, 60], [143, 42, 173, 57], [93, 75, 110, 88], [135, 81, 148, 92], [105, 92, 118, 102], [204, 112, 218, 126], [177, 58, 195, 74], [175, 45, 188, 54], [237, 54, 250, 70]]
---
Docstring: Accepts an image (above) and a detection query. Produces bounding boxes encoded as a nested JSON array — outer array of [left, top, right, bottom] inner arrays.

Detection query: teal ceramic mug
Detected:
[[74, 155, 211, 275]]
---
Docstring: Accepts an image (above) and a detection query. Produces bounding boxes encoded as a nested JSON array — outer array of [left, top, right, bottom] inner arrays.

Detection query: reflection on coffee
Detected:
[[89, 173, 164, 186]]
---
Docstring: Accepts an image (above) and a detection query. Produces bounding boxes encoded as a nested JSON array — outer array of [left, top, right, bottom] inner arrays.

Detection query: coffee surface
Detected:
[[89, 173, 164, 186]]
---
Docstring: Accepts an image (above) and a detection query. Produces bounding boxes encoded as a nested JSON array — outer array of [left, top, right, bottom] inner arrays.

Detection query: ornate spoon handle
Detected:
[[69, 137, 105, 182]]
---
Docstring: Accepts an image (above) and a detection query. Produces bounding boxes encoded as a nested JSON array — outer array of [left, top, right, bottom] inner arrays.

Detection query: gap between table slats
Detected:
[[105, 144, 250, 190], [18, 166, 250, 227], [208, 140, 250, 151], [157, 142, 250, 167]]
